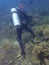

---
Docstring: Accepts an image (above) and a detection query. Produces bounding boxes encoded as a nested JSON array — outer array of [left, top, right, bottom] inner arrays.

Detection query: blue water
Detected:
[[0, 0, 49, 16]]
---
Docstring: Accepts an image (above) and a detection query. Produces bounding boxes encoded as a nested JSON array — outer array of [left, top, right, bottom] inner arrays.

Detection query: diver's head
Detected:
[[19, 2, 24, 9]]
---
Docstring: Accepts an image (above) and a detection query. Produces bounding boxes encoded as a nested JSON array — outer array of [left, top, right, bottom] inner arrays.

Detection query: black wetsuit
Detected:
[[16, 9, 35, 56]]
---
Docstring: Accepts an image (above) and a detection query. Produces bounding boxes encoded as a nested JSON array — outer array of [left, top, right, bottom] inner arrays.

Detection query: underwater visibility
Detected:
[[0, 0, 49, 65]]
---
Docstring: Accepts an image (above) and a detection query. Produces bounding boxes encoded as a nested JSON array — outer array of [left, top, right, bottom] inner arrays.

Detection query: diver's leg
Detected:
[[24, 24, 35, 38], [40, 60, 46, 65], [17, 28, 26, 56], [40, 61, 43, 65]]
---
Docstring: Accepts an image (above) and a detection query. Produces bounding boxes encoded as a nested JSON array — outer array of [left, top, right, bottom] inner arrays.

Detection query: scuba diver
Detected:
[[11, 2, 35, 58]]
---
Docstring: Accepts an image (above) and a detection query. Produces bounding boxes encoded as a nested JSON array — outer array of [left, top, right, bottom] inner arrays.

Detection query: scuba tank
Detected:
[[11, 8, 21, 28]]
